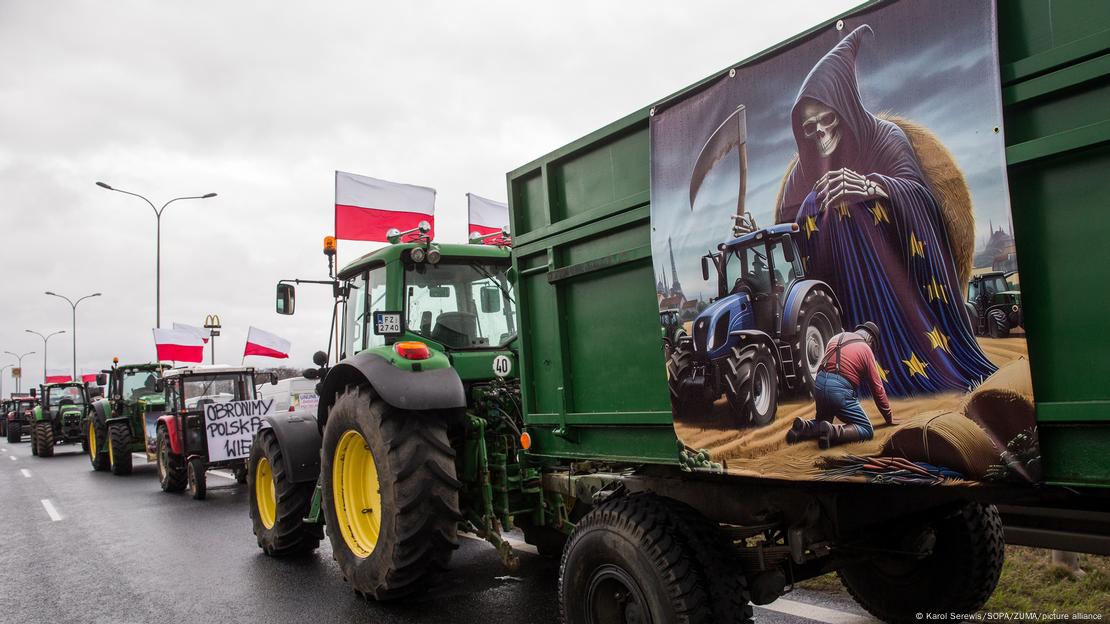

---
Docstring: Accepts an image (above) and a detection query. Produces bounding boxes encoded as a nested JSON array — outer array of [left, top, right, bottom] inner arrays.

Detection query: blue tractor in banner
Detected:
[[667, 105, 843, 425]]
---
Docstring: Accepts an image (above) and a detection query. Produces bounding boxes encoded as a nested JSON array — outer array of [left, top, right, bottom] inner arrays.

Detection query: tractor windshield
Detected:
[[181, 374, 254, 410], [122, 369, 162, 400], [405, 261, 516, 349], [48, 385, 85, 407]]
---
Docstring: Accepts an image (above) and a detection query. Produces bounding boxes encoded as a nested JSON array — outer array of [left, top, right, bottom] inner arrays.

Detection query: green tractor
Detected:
[[966, 271, 1023, 338], [249, 227, 545, 598], [87, 361, 167, 475], [30, 381, 100, 458]]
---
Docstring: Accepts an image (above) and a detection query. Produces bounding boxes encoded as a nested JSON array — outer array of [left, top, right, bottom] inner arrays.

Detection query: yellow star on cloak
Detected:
[[836, 202, 851, 220], [902, 351, 930, 379], [869, 201, 890, 226], [803, 215, 819, 239], [877, 364, 889, 383], [924, 275, 949, 304], [925, 325, 951, 353], [909, 231, 926, 258]]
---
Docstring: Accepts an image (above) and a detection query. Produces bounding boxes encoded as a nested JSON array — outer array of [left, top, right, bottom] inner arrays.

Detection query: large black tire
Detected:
[[0, 419, 5, 436], [559, 493, 713, 624], [988, 308, 1009, 338], [7, 422, 20, 444], [790, 288, 841, 395], [187, 457, 207, 500], [321, 386, 461, 600], [88, 418, 109, 471], [667, 338, 709, 417], [35, 422, 55, 457], [724, 344, 778, 427], [156, 426, 186, 493], [108, 422, 133, 476], [249, 428, 322, 556], [234, 466, 248, 484], [838, 503, 1005, 623], [30, 424, 38, 456]]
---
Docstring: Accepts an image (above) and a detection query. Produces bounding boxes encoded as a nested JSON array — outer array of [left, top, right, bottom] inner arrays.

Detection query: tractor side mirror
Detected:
[[701, 255, 711, 281], [480, 285, 501, 313], [312, 350, 328, 367], [154, 379, 165, 393], [276, 283, 296, 315], [96, 373, 108, 386], [29, 388, 36, 398], [782, 240, 796, 263], [269, 372, 279, 386]]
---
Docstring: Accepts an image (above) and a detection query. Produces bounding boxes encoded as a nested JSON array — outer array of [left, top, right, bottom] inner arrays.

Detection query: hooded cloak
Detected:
[[780, 25, 995, 396]]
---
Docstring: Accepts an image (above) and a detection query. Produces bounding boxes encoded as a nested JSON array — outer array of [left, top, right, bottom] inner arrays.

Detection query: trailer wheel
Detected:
[[187, 457, 207, 500], [7, 422, 20, 444], [560, 494, 714, 624], [249, 428, 322, 557], [791, 289, 841, 394], [108, 422, 133, 476], [988, 308, 1009, 338], [322, 386, 461, 600], [156, 426, 186, 493], [725, 344, 777, 427], [839, 503, 1004, 623], [35, 422, 54, 457], [88, 419, 109, 471]]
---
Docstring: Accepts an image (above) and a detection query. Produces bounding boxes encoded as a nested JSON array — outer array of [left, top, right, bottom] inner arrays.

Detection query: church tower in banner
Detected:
[[668, 237, 683, 298]]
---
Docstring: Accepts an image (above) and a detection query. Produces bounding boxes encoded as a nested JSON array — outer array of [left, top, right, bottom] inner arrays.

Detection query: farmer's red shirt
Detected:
[[820, 332, 892, 420]]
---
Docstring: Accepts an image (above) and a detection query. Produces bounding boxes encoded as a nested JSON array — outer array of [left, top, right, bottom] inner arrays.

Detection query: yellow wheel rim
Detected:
[[89, 423, 97, 461], [332, 429, 382, 558], [107, 429, 115, 467], [255, 457, 277, 530]]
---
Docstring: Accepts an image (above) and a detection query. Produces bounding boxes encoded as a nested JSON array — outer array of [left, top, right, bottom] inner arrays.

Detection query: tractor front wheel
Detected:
[[108, 422, 133, 476], [667, 336, 709, 417], [7, 422, 20, 444], [322, 386, 461, 600], [35, 422, 54, 457], [88, 419, 109, 471], [249, 428, 322, 556], [187, 457, 207, 500], [791, 288, 841, 394], [725, 344, 778, 427], [156, 426, 186, 493]]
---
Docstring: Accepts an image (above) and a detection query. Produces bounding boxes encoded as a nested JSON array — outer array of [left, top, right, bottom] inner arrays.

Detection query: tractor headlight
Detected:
[[427, 247, 442, 265], [410, 247, 426, 263]]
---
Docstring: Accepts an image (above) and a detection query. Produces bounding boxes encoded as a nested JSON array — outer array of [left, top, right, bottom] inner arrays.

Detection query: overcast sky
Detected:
[[0, 0, 858, 390]]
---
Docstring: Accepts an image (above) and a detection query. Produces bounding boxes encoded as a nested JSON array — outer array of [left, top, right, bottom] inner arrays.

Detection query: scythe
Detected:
[[689, 105, 748, 224]]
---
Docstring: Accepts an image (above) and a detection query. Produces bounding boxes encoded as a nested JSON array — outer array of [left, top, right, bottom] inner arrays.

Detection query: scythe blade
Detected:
[[689, 105, 748, 219]]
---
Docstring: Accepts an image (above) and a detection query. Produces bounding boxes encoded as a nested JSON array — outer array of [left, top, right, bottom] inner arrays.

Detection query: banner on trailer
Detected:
[[649, 0, 1037, 485], [203, 398, 274, 462]]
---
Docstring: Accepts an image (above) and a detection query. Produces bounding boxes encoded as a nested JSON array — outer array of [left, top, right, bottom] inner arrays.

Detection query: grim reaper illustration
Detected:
[[774, 25, 996, 396]]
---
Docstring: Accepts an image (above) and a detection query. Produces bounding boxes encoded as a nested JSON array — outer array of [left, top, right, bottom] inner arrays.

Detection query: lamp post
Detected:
[[25, 330, 65, 384], [0, 364, 11, 398], [96, 182, 217, 328], [44, 292, 99, 381], [4, 351, 35, 393]]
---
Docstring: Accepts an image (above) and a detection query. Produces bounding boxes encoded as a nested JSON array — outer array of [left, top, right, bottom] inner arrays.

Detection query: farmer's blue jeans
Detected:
[[813, 371, 874, 440]]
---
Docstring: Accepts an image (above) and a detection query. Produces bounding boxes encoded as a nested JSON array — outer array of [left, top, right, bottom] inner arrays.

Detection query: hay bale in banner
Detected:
[[964, 358, 1036, 447], [880, 413, 998, 480]]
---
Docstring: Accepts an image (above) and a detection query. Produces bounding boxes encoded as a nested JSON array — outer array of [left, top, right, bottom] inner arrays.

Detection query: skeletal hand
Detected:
[[812, 168, 888, 214]]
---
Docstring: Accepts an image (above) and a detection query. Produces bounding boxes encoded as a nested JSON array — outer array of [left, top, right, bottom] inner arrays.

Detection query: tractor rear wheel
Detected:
[[156, 426, 186, 493], [791, 288, 841, 395], [249, 428, 322, 556], [839, 503, 1004, 623], [35, 422, 55, 457], [108, 422, 133, 476], [321, 386, 461, 600], [559, 493, 714, 624], [30, 424, 38, 455], [988, 308, 1009, 338], [88, 419, 109, 471], [6, 422, 19, 444], [187, 457, 207, 500], [725, 344, 777, 427]]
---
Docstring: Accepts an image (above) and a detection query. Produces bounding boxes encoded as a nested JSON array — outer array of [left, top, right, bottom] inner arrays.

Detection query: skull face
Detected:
[[800, 99, 840, 158]]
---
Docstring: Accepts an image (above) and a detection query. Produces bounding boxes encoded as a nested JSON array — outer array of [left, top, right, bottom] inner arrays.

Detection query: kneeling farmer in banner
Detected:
[[788, 322, 896, 448]]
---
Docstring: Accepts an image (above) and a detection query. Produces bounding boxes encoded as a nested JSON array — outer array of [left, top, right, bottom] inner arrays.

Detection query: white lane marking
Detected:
[[40, 499, 62, 522], [2, 447, 7, 452], [210, 470, 236, 480], [20, 469, 31, 478], [8, 455, 15, 461], [758, 598, 877, 624]]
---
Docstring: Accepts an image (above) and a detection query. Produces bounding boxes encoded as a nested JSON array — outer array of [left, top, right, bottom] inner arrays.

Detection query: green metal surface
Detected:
[[508, 0, 1110, 484]]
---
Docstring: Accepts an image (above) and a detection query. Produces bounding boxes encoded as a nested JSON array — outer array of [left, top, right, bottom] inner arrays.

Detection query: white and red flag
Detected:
[[467, 193, 509, 237], [80, 369, 100, 384], [173, 322, 210, 344], [244, 326, 290, 359], [45, 369, 72, 384], [153, 328, 205, 363], [335, 171, 436, 242]]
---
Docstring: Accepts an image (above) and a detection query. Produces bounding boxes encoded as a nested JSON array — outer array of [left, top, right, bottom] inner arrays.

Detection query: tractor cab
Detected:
[[966, 271, 1023, 338], [710, 222, 804, 336]]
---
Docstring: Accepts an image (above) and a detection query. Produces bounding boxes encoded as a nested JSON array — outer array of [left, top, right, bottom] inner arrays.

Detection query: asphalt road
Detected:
[[0, 439, 877, 624]]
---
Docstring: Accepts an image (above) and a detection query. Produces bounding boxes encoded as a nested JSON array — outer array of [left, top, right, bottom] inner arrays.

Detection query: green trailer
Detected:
[[86, 361, 167, 475], [251, 1, 1110, 621]]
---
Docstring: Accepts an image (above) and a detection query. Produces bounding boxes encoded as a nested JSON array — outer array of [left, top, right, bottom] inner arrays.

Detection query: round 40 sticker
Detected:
[[492, 355, 512, 378]]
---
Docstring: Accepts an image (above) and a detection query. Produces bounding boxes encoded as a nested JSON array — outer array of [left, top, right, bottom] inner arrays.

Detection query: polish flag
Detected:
[[45, 369, 73, 384], [244, 326, 290, 359], [467, 193, 509, 238], [173, 322, 210, 344], [335, 171, 436, 242], [153, 328, 205, 363], [80, 369, 100, 384]]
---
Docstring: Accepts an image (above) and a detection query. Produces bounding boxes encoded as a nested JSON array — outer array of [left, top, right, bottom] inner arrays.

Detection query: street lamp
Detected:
[[96, 181, 217, 328], [3, 351, 35, 393], [25, 329, 65, 385], [0, 364, 11, 398], [44, 291, 100, 380]]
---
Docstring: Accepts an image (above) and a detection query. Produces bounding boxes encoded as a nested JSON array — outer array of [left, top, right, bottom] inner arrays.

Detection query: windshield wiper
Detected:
[[472, 264, 516, 304]]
